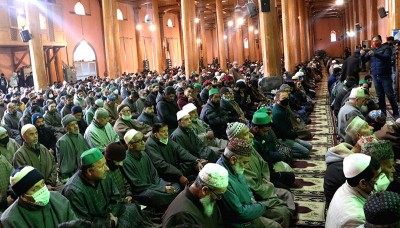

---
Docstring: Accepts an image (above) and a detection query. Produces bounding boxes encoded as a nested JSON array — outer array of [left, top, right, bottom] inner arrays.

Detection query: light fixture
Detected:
[[249, 26, 254, 32], [347, 31, 355, 37], [196, 38, 201, 44], [224, 35, 228, 39], [237, 18, 244, 26], [194, 18, 200, 23], [228, 20, 234, 27], [149, 24, 156, 31], [234, 2, 241, 13], [144, 14, 152, 24], [254, 29, 259, 34], [335, 0, 344, 5], [136, 24, 142, 30]]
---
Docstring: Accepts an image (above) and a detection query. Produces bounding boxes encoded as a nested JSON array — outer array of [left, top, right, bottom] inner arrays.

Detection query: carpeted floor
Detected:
[[290, 69, 333, 227]]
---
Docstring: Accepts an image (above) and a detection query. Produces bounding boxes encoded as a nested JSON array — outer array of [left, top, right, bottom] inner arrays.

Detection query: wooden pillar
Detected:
[[348, 0, 355, 51], [25, 1, 47, 90], [133, 8, 144, 72], [235, 11, 245, 65], [151, 0, 163, 73], [369, 0, 378, 38], [159, 12, 167, 71], [200, 12, 208, 67], [281, 0, 296, 72], [248, 18, 256, 62], [394, 0, 400, 30], [102, 0, 117, 78], [304, 4, 311, 60], [177, 14, 184, 66], [191, 4, 199, 73], [359, 0, 367, 43], [290, 0, 300, 65], [344, 7, 349, 49], [216, 0, 227, 71], [298, 0, 307, 63], [228, 22, 234, 62], [112, 1, 122, 77], [258, 0, 280, 76], [181, 0, 194, 76], [54, 47, 63, 82], [352, 0, 359, 47]]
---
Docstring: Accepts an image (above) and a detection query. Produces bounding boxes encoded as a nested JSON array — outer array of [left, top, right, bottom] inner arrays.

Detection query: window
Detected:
[[74, 40, 97, 79], [244, 38, 249, 49], [117, 9, 123, 21], [330, 30, 337, 42], [39, 13, 47, 30], [167, 18, 173, 28], [74, 2, 85, 16]]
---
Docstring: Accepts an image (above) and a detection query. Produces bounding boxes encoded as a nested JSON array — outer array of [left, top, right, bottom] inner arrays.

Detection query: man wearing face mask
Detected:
[[113, 104, 152, 141], [0, 126, 20, 164], [338, 87, 369, 141], [220, 87, 246, 123], [361, 35, 400, 119], [0, 166, 76, 227], [120, 90, 140, 119], [326, 153, 381, 227], [73, 90, 86, 110]]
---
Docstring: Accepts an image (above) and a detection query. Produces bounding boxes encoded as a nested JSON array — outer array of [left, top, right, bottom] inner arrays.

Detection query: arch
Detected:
[[73, 40, 96, 61], [330, 30, 337, 42], [74, 2, 85, 16], [117, 9, 123, 21], [167, 18, 173, 28], [73, 40, 98, 79]]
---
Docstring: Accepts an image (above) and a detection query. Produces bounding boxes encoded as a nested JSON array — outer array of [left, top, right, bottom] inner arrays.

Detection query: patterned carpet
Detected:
[[290, 70, 333, 227]]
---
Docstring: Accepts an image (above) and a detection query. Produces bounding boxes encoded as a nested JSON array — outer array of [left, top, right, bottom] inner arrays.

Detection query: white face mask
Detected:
[[374, 173, 391, 192], [27, 185, 50, 206], [159, 137, 168, 145], [122, 115, 132, 121]]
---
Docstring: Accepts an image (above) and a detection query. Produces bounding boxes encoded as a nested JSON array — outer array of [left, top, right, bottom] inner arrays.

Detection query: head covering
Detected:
[[107, 94, 116, 101], [21, 124, 35, 136], [0, 127, 7, 135], [279, 84, 291, 91], [10, 166, 45, 197], [182, 103, 197, 113], [124, 129, 140, 144], [368, 110, 384, 120], [94, 108, 109, 119], [193, 83, 202, 89], [364, 191, 400, 226], [359, 79, 367, 85], [357, 135, 379, 148], [349, 87, 368, 99], [81, 148, 103, 166], [203, 80, 211, 86], [95, 99, 104, 107], [292, 71, 304, 80], [235, 81, 246, 89], [343, 153, 371, 178], [361, 140, 394, 161], [199, 163, 229, 188], [117, 104, 130, 113], [226, 122, 246, 140], [164, 86, 176, 95], [71, 106, 83, 114], [208, 88, 219, 96], [31, 113, 44, 125], [252, 111, 271, 126], [345, 116, 368, 139], [226, 138, 252, 157], [152, 83, 159, 88], [62, 114, 78, 128], [105, 142, 127, 162], [177, 110, 190, 121]]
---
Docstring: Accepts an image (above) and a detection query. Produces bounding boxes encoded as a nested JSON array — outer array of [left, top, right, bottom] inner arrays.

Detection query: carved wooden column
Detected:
[[216, 0, 227, 70], [281, 0, 295, 72], [200, 12, 208, 66], [151, 0, 164, 73], [359, 0, 367, 43], [181, 0, 195, 76], [235, 8, 244, 65], [248, 18, 256, 62], [298, 0, 307, 62]]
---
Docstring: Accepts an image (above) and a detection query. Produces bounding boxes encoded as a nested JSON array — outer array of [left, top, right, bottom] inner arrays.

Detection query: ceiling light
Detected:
[[237, 18, 244, 26], [335, 0, 344, 5], [224, 35, 228, 39], [149, 24, 156, 31], [228, 20, 234, 27], [196, 38, 201, 44], [254, 29, 259, 34], [347, 31, 355, 37], [249, 26, 254, 31], [194, 18, 200, 23], [136, 24, 142, 30]]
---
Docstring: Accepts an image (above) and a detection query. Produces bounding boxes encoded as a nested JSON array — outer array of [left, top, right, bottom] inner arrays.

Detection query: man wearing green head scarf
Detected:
[[63, 148, 144, 228]]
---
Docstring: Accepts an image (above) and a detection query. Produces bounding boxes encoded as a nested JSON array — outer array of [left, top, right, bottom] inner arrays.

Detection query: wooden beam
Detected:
[[45, 47, 60, 67], [13, 48, 29, 71]]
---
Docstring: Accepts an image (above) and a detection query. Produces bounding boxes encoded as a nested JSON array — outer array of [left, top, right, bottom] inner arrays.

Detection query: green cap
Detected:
[[209, 88, 219, 96], [193, 83, 202, 89], [81, 148, 103, 166], [256, 107, 268, 113], [252, 111, 271, 125], [359, 79, 366, 85], [152, 83, 159, 88]]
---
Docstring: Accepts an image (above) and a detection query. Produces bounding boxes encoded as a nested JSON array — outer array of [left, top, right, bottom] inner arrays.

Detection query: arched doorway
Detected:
[[73, 40, 98, 80]]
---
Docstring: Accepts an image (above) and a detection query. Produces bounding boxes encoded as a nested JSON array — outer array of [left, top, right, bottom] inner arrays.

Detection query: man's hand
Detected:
[[360, 49, 366, 55], [124, 196, 132, 203], [368, 50, 375, 56], [196, 159, 208, 171], [179, 176, 189, 186], [109, 213, 118, 227], [165, 185, 176, 194], [206, 131, 214, 139], [7, 195, 14, 206]]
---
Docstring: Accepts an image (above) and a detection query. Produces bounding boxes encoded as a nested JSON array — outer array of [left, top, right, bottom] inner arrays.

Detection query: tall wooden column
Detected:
[[352, 0, 359, 47], [159, 12, 167, 70], [248, 18, 256, 62], [228, 20, 234, 62], [369, 0, 378, 38], [151, 0, 163, 73], [25, 1, 47, 90], [112, 1, 122, 77], [290, 0, 300, 64], [216, 0, 227, 70], [258, 0, 280, 76], [281, 0, 296, 72], [191, 4, 199, 72], [304, 3, 311, 59], [344, 7, 349, 49], [102, 0, 118, 78], [235, 10, 245, 65], [177, 14, 185, 66], [348, 0, 355, 51], [181, 0, 194, 76], [359, 0, 367, 43], [298, 0, 307, 63], [200, 12, 208, 66], [54, 48, 64, 81], [394, 0, 400, 30]]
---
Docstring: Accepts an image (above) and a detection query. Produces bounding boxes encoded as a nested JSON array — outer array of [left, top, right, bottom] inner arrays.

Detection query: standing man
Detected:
[[229, 61, 243, 82], [361, 35, 399, 119]]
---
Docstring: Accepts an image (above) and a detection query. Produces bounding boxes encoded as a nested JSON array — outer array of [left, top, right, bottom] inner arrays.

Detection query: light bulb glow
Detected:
[[254, 29, 259, 34], [194, 18, 200, 23], [249, 26, 254, 31], [136, 24, 142, 30], [149, 24, 156, 31], [228, 20, 234, 27]]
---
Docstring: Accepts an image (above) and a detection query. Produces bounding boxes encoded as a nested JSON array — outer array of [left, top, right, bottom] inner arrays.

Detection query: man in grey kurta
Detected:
[[56, 114, 90, 181], [44, 101, 65, 139], [113, 104, 152, 141], [2, 103, 22, 138], [0, 126, 20, 164]]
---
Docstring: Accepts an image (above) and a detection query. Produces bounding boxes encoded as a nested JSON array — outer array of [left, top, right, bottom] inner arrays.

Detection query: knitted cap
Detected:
[[368, 110, 384, 120], [81, 148, 103, 166], [117, 104, 130, 113], [105, 142, 127, 162], [343, 153, 371, 178], [10, 166, 44, 196], [94, 99, 104, 107], [31, 113, 44, 125], [62, 114, 78, 128], [361, 140, 394, 162], [71, 106, 83, 114], [226, 122, 246, 140], [94, 108, 109, 119], [364, 191, 400, 226], [226, 138, 252, 157], [193, 83, 202, 89], [107, 94, 116, 101], [199, 163, 229, 188], [164, 86, 176, 95]]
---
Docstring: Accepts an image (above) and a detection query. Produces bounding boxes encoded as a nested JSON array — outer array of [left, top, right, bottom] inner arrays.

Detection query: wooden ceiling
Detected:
[[119, 0, 345, 29]]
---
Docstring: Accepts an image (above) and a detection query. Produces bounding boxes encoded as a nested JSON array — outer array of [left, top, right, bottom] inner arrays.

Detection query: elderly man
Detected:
[[162, 163, 228, 227], [326, 153, 381, 227], [157, 86, 179, 134], [73, 89, 86, 110], [71, 106, 87, 135], [84, 99, 103, 124], [62, 148, 143, 227], [228, 61, 243, 82], [220, 87, 246, 123], [43, 100, 65, 139], [1, 166, 76, 227], [135, 89, 147, 115], [103, 94, 119, 125], [200, 88, 229, 139], [375, 118, 400, 159], [2, 102, 22, 138], [0, 126, 20, 164], [136, 101, 161, 126], [123, 129, 179, 208], [183, 103, 227, 150], [113, 104, 152, 141], [56, 114, 90, 182], [13, 124, 58, 188], [145, 123, 206, 187], [171, 110, 219, 162], [216, 138, 281, 227], [84, 108, 119, 152]]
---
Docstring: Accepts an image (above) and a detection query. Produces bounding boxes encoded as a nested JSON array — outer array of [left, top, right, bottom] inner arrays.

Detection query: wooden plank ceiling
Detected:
[[119, 0, 345, 29]]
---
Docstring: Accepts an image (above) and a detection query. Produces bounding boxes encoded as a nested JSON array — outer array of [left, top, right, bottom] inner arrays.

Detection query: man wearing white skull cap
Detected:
[[162, 163, 228, 227]]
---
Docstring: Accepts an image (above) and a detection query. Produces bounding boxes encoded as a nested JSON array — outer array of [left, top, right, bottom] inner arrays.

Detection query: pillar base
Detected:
[[259, 76, 284, 93]]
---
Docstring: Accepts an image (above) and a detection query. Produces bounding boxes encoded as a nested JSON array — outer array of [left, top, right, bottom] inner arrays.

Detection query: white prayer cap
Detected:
[[343, 153, 371, 178], [292, 71, 304, 80], [349, 87, 368, 99], [21, 124, 36, 137], [124, 129, 139, 144], [177, 110, 190, 121], [199, 163, 229, 188], [182, 103, 197, 113]]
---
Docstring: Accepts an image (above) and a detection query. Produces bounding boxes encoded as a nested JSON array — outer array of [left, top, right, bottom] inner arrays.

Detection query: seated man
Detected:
[[136, 101, 161, 126], [220, 87, 246, 124], [326, 153, 381, 227], [363, 191, 400, 227], [0, 153, 13, 213], [123, 129, 179, 208], [120, 90, 140, 118], [216, 138, 281, 227], [162, 163, 228, 227], [13, 124, 58, 189], [56, 115, 90, 182], [113, 104, 151, 141], [171, 110, 219, 162], [71, 106, 87, 135], [62, 148, 144, 227], [2, 102, 22, 139], [156, 86, 179, 134], [19, 105, 40, 131], [0, 126, 20, 164], [145, 123, 206, 187], [1, 166, 76, 227], [200, 88, 229, 139], [31, 113, 57, 152], [375, 118, 400, 159], [84, 99, 103, 125], [103, 94, 119, 125], [84, 108, 119, 152], [61, 95, 74, 118], [43, 101, 65, 139]]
